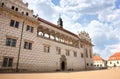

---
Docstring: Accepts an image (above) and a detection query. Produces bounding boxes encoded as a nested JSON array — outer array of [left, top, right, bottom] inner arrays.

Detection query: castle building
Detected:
[[93, 55, 107, 69], [107, 52, 120, 68], [0, 0, 93, 72]]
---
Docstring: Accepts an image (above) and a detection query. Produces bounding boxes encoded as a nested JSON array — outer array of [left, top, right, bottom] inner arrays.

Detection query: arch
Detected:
[[60, 55, 67, 71], [61, 61, 65, 71]]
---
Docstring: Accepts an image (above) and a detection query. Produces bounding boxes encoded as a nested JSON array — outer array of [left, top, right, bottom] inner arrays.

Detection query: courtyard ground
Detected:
[[0, 68, 120, 79]]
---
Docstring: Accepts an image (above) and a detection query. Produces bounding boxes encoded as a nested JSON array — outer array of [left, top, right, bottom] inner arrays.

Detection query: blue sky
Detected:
[[23, 0, 120, 60]]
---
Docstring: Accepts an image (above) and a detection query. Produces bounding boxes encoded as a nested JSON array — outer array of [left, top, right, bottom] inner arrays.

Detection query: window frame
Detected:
[[6, 38, 17, 47], [10, 20, 19, 28], [10, 20, 15, 27], [81, 53, 84, 58], [2, 57, 13, 67], [73, 51, 77, 57], [26, 25, 34, 33], [56, 47, 61, 55], [15, 21, 19, 28], [44, 45, 50, 53], [24, 41, 32, 50], [66, 49, 70, 56], [87, 63, 89, 66]]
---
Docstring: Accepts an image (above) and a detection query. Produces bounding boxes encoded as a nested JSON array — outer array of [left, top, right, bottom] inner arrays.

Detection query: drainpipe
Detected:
[[16, 20, 25, 72]]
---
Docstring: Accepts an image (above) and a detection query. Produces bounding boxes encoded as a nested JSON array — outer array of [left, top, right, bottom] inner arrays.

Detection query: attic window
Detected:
[[11, 6, 14, 10], [2, 3, 4, 6], [15, 8, 18, 11], [26, 12, 29, 16], [87, 63, 89, 66]]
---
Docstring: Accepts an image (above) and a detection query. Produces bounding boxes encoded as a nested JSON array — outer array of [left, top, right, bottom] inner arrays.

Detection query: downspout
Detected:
[[16, 20, 25, 72]]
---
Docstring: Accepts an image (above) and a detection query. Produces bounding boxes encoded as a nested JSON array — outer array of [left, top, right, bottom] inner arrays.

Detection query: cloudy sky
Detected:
[[23, 0, 120, 60]]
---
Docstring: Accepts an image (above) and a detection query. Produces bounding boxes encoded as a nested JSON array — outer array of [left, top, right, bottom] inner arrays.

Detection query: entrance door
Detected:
[[61, 61, 65, 71], [60, 55, 66, 71]]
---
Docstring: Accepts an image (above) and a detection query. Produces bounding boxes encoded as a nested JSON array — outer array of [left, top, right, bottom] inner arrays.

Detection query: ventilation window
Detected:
[[15, 8, 18, 11], [2, 3, 4, 6], [26, 12, 29, 16], [11, 6, 14, 10], [87, 63, 89, 66]]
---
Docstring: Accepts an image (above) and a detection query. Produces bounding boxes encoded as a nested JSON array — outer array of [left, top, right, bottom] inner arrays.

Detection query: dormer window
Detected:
[[2, 3, 4, 6], [26, 12, 29, 16], [11, 6, 15, 10], [15, 8, 18, 11]]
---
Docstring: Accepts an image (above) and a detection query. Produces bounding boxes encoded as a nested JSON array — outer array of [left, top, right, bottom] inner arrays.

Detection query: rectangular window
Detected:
[[31, 27, 34, 33], [87, 63, 89, 66], [15, 21, 19, 28], [10, 20, 15, 27], [2, 57, 13, 67], [26, 25, 34, 33], [10, 20, 19, 28], [29, 43, 32, 49], [66, 49, 70, 56], [24, 42, 28, 49], [56, 47, 61, 55], [117, 61, 119, 64], [81, 53, 83, 58], [6, 38, 17, 47], [74, 51, 77, 57], [44, 45, 50, 53], [6, 38, 11, 46], [24, 42, 32, 50], [11, 39, 17, 47], [26, 25, 30, 31]]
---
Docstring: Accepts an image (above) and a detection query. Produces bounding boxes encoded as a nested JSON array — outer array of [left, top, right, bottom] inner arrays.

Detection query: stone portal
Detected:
[[60, 55, 67, 71]]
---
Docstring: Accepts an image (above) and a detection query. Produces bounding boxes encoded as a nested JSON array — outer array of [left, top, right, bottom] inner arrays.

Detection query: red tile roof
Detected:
[[93, 55, 103, 61], [109, 52, 120, 61], [38, 17, 78, 38]]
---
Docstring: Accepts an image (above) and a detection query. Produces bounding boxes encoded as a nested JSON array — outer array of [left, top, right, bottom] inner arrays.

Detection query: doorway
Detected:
[[61, 61, 65, 71], [60, 55, 67, 71]]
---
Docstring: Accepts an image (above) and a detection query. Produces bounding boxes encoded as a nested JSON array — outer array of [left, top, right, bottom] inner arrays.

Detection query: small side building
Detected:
[[107, 52, 120, 68], [93, 55, 107, 69]]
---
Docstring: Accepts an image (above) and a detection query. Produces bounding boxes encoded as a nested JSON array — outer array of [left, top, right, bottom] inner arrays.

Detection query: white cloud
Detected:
[[60, 0, 115, 14], [94, 43, 120, 60], [23, 0, 120, 59], [98, 9, 120, 22]]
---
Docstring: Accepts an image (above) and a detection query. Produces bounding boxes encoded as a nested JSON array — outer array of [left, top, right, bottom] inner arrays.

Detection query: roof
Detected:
[[93, 55, 104, 61], [109, 52, 120, 61], [38, 17, 78, 38]]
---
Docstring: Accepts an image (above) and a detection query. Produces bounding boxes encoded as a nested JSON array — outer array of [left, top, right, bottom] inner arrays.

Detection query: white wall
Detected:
[[107, 60, 120, 67]]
